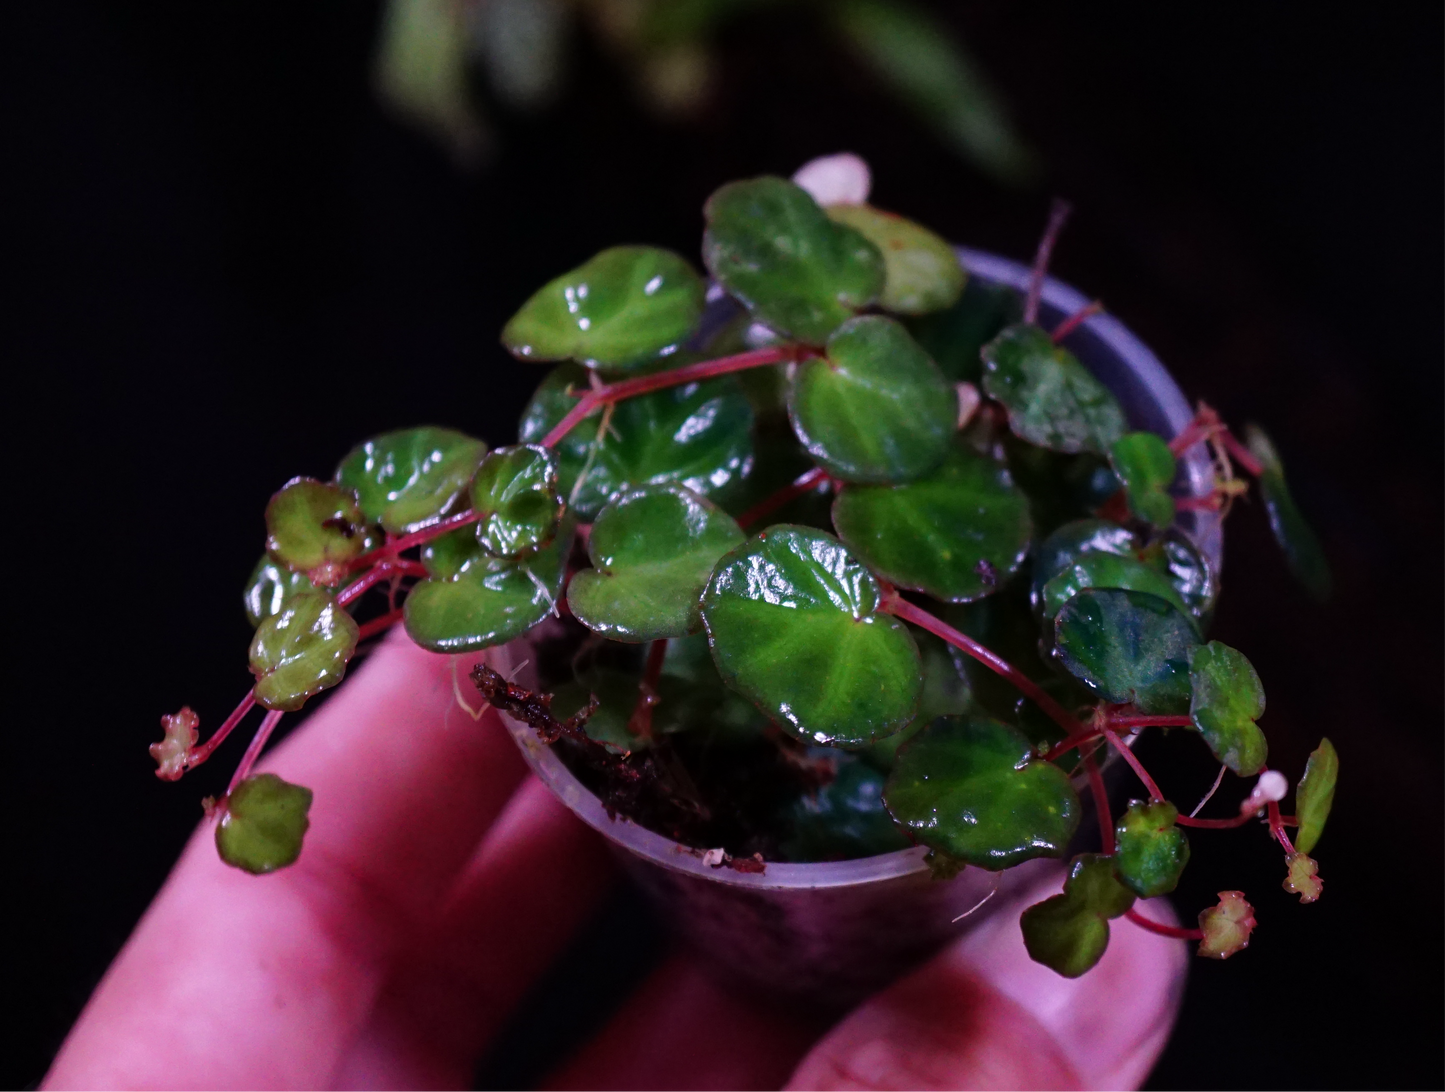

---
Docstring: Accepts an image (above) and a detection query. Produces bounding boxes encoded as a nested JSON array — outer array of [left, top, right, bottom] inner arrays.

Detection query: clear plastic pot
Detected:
[[487, 248, 1221, 1006]]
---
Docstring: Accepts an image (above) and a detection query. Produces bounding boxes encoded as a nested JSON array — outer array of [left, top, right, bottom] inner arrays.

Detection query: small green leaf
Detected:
[[906, 276, 1021, 384], [248, 592, 360, 711], [336, 427, 487, 535], [264, 478, 365, 586], [981, 323, 1126, 455], [823, 204, 965, 315], [518, 363, 754, 520], [1283, 852, 1323, 903], [1053, 588, 1199, 713], [404, 522, 570, 652], [1294, 737, 1338, 855], [789, 315, 956, 483], [215, 773, 313, 875], [568, 483, 744, 642], [833, 443, 1031, 602], [470, 444, 563, 557], [1197, 891, 1255, 960], [1020, 854, 1136, 977], [780, 755, 913, 861], [700, 526, 921, 746], [702, 176, 884, 344], [150, 707, 199, 781], [1039, 553, 1197, 632], [501, 246, 705, 372], [1188, 641, 1268, 776], [1245, 424, 1331, 601], [1109, 431, 1177, 528], [884, 715, 1079, 869], [244, 556, 324, 628], [1114, 800, 1190, 897]]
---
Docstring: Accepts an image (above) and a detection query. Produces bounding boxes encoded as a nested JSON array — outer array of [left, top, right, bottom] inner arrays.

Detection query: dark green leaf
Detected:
[[501, 246, 705, 372], [1188, 641, 1267, 776], [1294, 737, 1338, 855], [780, 755, 912, 861], [248, 591, 360, 711], [568, 483, 744, 642], [1039, 553, 1197, 632], [518, 363, 754, 520], [884, 715, 1079, 869], [824, 204, 964, 314], [1245, 424, 1331, 601], [701, 526, 921, 746], [1151, 531, 1218, 622], [702, 176, 884, 344], [1110, 431, 1176, 528], [1032, 519, 1136, 605], [336, 427, 487, 535], [264, 478, 365, 585], [215, 773, 313, 874], [243, 556, 324, 628], [404, 522, 570, 652], [981, 323, 1126, 455], [470, 444, 563, 557], [1053, 588, 1199, 713], [833, 443, 1031, 601], [906, 276, 1021, 384], [1115, 800, 1190, 897], [1003, 437, 1119, 537], [1020, 854, 1135, 977], [789, 315, 956, 483]]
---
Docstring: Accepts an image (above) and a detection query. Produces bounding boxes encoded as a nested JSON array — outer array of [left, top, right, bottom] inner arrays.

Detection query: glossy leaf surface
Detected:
[[1031, 519, 1137, 606], [833, 444, 1031, 602], [701, 526, 921, 746], [244, 556, 324, 628], [470, 444, 563, 557], [981, 323, 1125, 455], [248, 592, 360, 711], [1153, 531, 1217, 621], [824, 204, 964, 314], [1053, 589, 1199, 713], [1197, 891, 1255, 959], [702, 177, 883, 343], [404, 523, 569, 652], [1245, 425, 1331, 601], [1115, 800, 1190, 897], [1110, 432, 1176, 528], [780, 756, 913, 861], [1283, 852, 1323, 903], [1188, 641, 1267, 776], [1293, 737, 1338, 855], [884, 715, 1079, 869], [337, 427, 487, 535], [264, 478, 365, 585], [568, 484, 744, 642], [1039, 552, 1197, 631], [1020, 854, 1136, 978], [501, 246, 705, 371], [215, 774, 313, 875], [789, 315, 955, 482]]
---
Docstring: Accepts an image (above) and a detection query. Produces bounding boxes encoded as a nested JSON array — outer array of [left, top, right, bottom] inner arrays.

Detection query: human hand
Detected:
[[46, 630, 1187, 1090]]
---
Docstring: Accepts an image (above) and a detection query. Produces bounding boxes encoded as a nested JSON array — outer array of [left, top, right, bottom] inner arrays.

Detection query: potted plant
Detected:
[[150, 153, 1338, 995]]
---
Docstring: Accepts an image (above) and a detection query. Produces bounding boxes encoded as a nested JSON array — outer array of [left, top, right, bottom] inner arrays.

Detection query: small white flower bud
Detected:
[[792, 153, 872, 207], [1239, 770, 1289, 815]]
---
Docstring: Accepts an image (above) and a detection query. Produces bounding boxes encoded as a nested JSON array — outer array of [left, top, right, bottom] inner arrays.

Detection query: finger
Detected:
[[47, 632, 530, 1090], [330, 778, 618, 1089]]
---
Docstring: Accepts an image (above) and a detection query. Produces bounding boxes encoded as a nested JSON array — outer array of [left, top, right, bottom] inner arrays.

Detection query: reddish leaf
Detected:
[[1283, 852, 1323, 904], [150, 707, 198, 781], [1197, 890, 1256, 959]]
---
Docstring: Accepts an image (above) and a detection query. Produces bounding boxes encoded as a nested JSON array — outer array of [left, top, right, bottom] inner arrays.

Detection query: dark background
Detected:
[[10, 3, 1442, 1088]]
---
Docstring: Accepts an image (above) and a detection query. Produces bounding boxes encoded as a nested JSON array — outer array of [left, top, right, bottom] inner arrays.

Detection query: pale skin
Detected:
[[47, 628, 1188, 1090]]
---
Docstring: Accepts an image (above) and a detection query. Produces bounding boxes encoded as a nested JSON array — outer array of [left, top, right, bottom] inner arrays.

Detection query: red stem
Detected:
[[349, 510, 482, 572], [1101, 726, 1165, 801], [1051, 299, 1103, 343], [1174, 495, 1222, 512], [1217, 428, 1265, 477], [1106, 715, 1194, 729], [627, 639, 669, 741], [1267, 798, 1297, 854], [1024, 198, 1073, 325], [225, 709, 284, 796], [737, 466, 829, 529], [357, 607, 405, 642], [186, 690, 257, 769], [1083, 745, 1115, 853], [1125, 907, 1204, 941], [1175, 811, 1255, 830], [1043, 728, 1101, 762], [882, 595, 1086, 738]]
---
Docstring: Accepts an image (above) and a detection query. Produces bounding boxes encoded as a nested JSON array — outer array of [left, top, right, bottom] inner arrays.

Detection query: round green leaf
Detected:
[[470, 444, 563, 558], [702, 176, 884, 344], [1188, 640, 1268, 775], [833, 443, 1031, 602], [779, 755, 912, 861], [403, 522, 570, 652], [248, 591, 360, 712], [1114, 800, 1190, 897], [1245, 424, 1331, 601], [264, 477, 365, 585], [243, 556, 324, 628], [824, 204, 965, 315], [1039, 553, 1198, 632], [788, 315, 956, 483], [1053, 588, 1199, 713], [336, 427, 487, 535], [568, 483, 744, 642], [884, 715, 1080, 869], [1032, 519, 1137, 605], [1109, 431, 1177, 528], [1020, 854, 1135, 978], [981, 323, 1126, 455], [1153, 531, 1218, 622], [215, 773, 314, 875], [518, 363, 754, 520], [700, 526, 921, 746], [1294, 737, 1338, 855], [500, 246, 705, 372]]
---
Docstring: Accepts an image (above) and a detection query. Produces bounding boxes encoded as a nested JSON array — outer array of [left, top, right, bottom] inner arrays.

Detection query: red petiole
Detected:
[[627, 639, 668, 741], [737, 466, 830, 529], [186, 690, 257, 770], [1024, 199, 1073, 326], [1102, 725, 1166, 801], [1051, 299, 1103, 343], [1125, 907, 1204, 941], [224, 708, 284, 797], [1082, 744, 1115, 853]]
